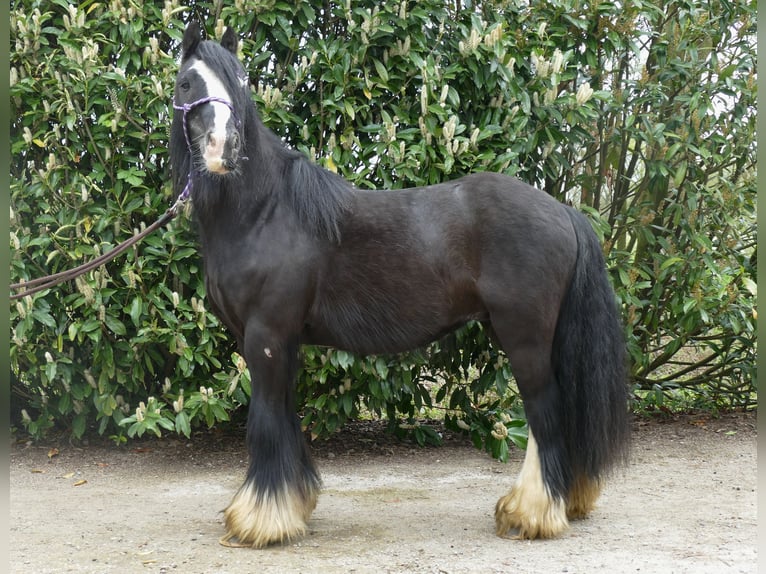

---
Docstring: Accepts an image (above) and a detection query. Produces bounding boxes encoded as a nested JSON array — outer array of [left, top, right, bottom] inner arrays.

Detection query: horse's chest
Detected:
[[200, 232, 320, 332]]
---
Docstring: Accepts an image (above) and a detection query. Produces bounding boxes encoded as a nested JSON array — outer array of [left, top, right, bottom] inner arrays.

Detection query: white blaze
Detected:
[[189, 59, 233, 173]]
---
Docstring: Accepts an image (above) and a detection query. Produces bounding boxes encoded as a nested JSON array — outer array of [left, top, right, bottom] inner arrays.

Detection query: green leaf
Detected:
[[335, 350, 353, 370], [742, 276, 757, 297], [375, 358, 389, 380], [104, 315, 127, 336], [341, 393, 353, 416], [343, 100, 356, 121], [372, 58, 389, 84], [660, 256, 684, 271], [683, 299, 697, 314], [31, 308, 57, 328], [72, 414, 87, 439], [129, 297, 142, 327], [673, 160, 687, 186]]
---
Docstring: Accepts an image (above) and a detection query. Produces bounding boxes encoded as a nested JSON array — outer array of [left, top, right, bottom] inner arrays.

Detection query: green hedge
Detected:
[[10, 0, 756, 453]]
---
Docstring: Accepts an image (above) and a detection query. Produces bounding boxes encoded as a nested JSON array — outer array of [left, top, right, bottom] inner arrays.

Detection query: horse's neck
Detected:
[[193, 125, 288, 234]]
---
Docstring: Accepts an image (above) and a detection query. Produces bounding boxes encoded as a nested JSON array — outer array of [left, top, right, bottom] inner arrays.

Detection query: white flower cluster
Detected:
[[173, 390, 184, 413], [491, 422, 509, 440], [135, 398, 160, 423], [199, 386, 215, 402]]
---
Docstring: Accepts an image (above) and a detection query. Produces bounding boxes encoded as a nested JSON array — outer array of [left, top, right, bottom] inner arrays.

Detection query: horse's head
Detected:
[[173, 22, 247, 176]]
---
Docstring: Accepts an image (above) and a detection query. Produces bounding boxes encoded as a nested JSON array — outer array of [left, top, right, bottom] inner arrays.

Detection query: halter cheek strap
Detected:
[[171, 96, 241, 203]]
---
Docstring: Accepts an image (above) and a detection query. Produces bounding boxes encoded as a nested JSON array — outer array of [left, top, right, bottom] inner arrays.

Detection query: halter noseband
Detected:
[[172, 96, 241, 203]]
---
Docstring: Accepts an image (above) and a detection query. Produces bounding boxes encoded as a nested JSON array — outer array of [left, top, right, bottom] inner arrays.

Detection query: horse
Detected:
[[170, 22, 630, 548]]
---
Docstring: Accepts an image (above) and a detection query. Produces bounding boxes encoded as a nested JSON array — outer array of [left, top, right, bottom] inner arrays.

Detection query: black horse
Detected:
[[170, 22, 629, 548]]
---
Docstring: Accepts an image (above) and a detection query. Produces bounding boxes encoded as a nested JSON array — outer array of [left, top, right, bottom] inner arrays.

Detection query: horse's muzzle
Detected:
[[204, 128, 241, 174]]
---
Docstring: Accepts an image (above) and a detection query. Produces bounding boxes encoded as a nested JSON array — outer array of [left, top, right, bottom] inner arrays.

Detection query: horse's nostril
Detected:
[[231, 132, 241, 151], [207, 133, 217, 147]]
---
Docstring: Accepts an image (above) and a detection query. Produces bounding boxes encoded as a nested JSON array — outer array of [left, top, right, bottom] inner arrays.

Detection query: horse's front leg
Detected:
[[221, 324, 321, 548]]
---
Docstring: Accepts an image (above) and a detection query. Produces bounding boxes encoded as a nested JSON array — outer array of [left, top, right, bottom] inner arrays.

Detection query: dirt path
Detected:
[[10, 412, 757, 574]]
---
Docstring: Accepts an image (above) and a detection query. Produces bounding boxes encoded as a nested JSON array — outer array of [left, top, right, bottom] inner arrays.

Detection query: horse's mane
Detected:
[[283, 147, 352, 243]]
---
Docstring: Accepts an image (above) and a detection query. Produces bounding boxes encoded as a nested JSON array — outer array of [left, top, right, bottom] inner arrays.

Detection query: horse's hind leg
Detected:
[[222, 322, 320, 548], [491, 326, 570, 539], [494, 431, 568, 539]]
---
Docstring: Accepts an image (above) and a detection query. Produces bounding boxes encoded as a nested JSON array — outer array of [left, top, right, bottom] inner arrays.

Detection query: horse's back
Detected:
[[387, 172, 578, 293], [347, 172, 572, 249]]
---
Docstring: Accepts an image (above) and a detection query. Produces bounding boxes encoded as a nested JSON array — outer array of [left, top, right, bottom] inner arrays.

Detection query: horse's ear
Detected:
[[221, 27, 238, 55], [182, 21, 202, 60]]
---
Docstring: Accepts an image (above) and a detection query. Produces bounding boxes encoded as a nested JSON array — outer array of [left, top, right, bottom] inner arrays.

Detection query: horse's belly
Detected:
[[302, 287, 486, 355]]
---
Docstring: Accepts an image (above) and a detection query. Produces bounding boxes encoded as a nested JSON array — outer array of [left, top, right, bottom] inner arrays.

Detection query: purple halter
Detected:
[[172, 96, 241, 203]]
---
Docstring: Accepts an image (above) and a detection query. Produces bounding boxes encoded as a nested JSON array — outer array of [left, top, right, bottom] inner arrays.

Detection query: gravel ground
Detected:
[[9, 411, 757, 574]]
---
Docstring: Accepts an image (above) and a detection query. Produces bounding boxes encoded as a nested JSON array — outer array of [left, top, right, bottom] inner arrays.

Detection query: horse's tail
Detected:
[[552, 208, 631, 487]]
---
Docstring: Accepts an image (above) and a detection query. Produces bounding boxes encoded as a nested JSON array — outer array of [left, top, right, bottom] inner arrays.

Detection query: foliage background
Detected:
[[10, 0, 756, 455]]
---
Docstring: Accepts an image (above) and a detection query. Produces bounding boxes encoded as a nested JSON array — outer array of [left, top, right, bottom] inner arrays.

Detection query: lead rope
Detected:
[[9, 95, 238, 300], [10, 208, 179, 300]]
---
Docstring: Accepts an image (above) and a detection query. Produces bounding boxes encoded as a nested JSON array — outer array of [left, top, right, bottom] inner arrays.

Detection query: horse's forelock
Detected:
[[193, 41, 249, 107]]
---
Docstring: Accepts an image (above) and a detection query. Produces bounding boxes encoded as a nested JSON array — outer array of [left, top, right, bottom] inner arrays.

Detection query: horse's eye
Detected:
[[180, 81, 190, 92]]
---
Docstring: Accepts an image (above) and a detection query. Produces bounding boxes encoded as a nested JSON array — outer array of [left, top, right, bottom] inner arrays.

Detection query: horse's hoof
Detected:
[[221, 482, 318, 548], [494, 487, 569, 540]]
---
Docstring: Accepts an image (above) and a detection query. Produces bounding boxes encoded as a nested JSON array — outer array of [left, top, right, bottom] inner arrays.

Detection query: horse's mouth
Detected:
[[204, 157, 234, 174], [203, 151, 240, 175]]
